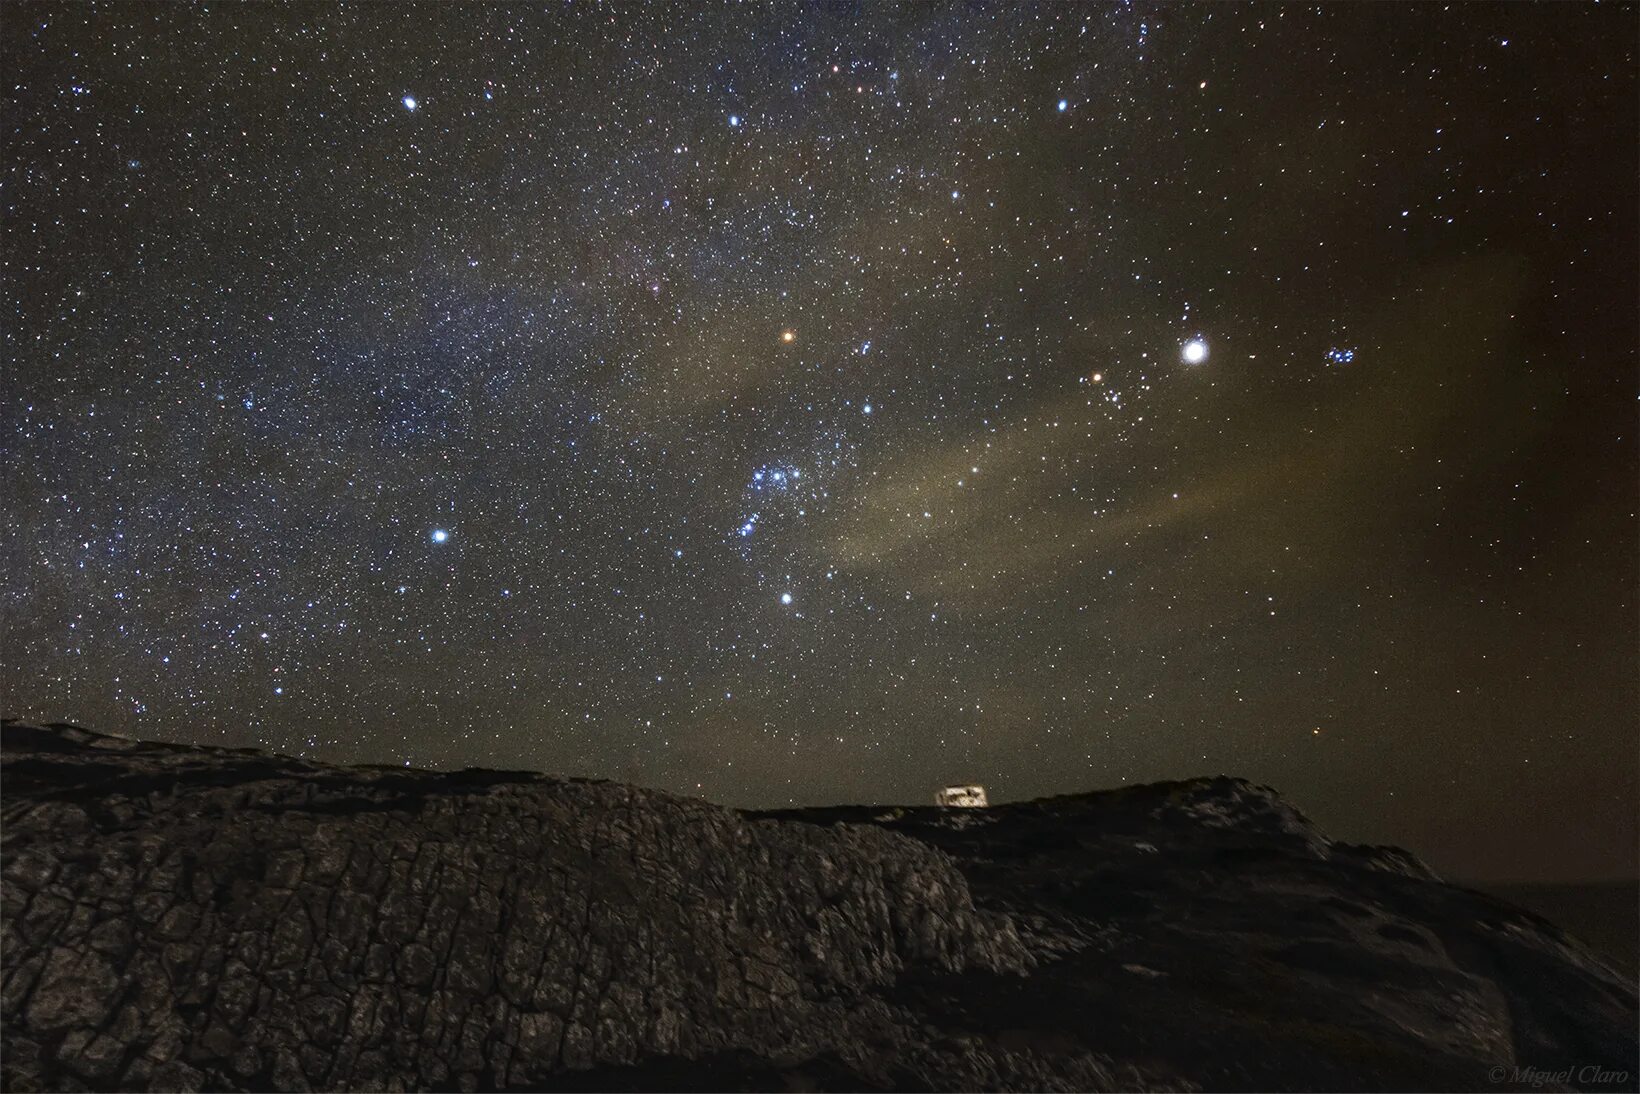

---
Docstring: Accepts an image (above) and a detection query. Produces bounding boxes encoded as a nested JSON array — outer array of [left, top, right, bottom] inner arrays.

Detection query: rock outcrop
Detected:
[[2, 721, 1635, 1092]]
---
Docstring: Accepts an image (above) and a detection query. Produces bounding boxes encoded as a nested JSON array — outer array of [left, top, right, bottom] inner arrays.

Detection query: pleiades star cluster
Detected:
[[5, 4, 1635, 881]]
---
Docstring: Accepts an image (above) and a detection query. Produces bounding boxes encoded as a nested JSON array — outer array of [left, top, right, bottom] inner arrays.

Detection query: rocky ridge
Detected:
[[2, 720, 1635, 1091]]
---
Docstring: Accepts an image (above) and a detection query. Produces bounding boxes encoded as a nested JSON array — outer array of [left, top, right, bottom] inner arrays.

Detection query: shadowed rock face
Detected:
[[2, 721, 1635, 1093]]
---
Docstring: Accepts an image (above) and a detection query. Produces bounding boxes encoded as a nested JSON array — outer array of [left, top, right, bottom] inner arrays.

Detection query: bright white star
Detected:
[[430, 528, 449, 544], [1182, 338, 1209, 365], [402, 95, 418, 112], [780, 592, 793, 605]]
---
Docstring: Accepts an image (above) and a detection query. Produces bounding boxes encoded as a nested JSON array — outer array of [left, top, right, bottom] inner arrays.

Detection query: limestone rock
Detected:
[[2, 721, 1634, 1091]]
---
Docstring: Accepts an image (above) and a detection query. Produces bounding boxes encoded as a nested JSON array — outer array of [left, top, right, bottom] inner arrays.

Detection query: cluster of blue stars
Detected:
[[750, 465, 802, 492]]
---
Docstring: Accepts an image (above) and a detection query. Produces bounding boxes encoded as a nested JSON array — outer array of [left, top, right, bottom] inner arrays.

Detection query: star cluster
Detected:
[[5, 4, 1635, 881]]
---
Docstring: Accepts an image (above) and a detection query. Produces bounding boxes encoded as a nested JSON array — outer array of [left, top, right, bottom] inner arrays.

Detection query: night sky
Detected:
[[6, 4, 1636, 882]]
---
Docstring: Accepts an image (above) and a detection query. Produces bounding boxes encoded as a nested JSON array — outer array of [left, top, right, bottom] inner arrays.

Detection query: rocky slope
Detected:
[[2, 721, 1634, 1092]]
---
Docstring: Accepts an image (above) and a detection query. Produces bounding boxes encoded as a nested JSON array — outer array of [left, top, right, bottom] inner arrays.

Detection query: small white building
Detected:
[[934, 784, 988, 808]]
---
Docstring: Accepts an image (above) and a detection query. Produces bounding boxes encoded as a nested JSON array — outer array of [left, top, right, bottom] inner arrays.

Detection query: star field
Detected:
[[5, 3, 1636, 882]]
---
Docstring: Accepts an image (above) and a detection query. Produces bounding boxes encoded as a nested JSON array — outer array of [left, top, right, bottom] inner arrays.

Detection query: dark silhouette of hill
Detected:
[[3, 720, 1634, 1092]]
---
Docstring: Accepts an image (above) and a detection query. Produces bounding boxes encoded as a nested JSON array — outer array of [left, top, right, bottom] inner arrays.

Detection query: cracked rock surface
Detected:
[[3, 720, 1635, 1092]]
